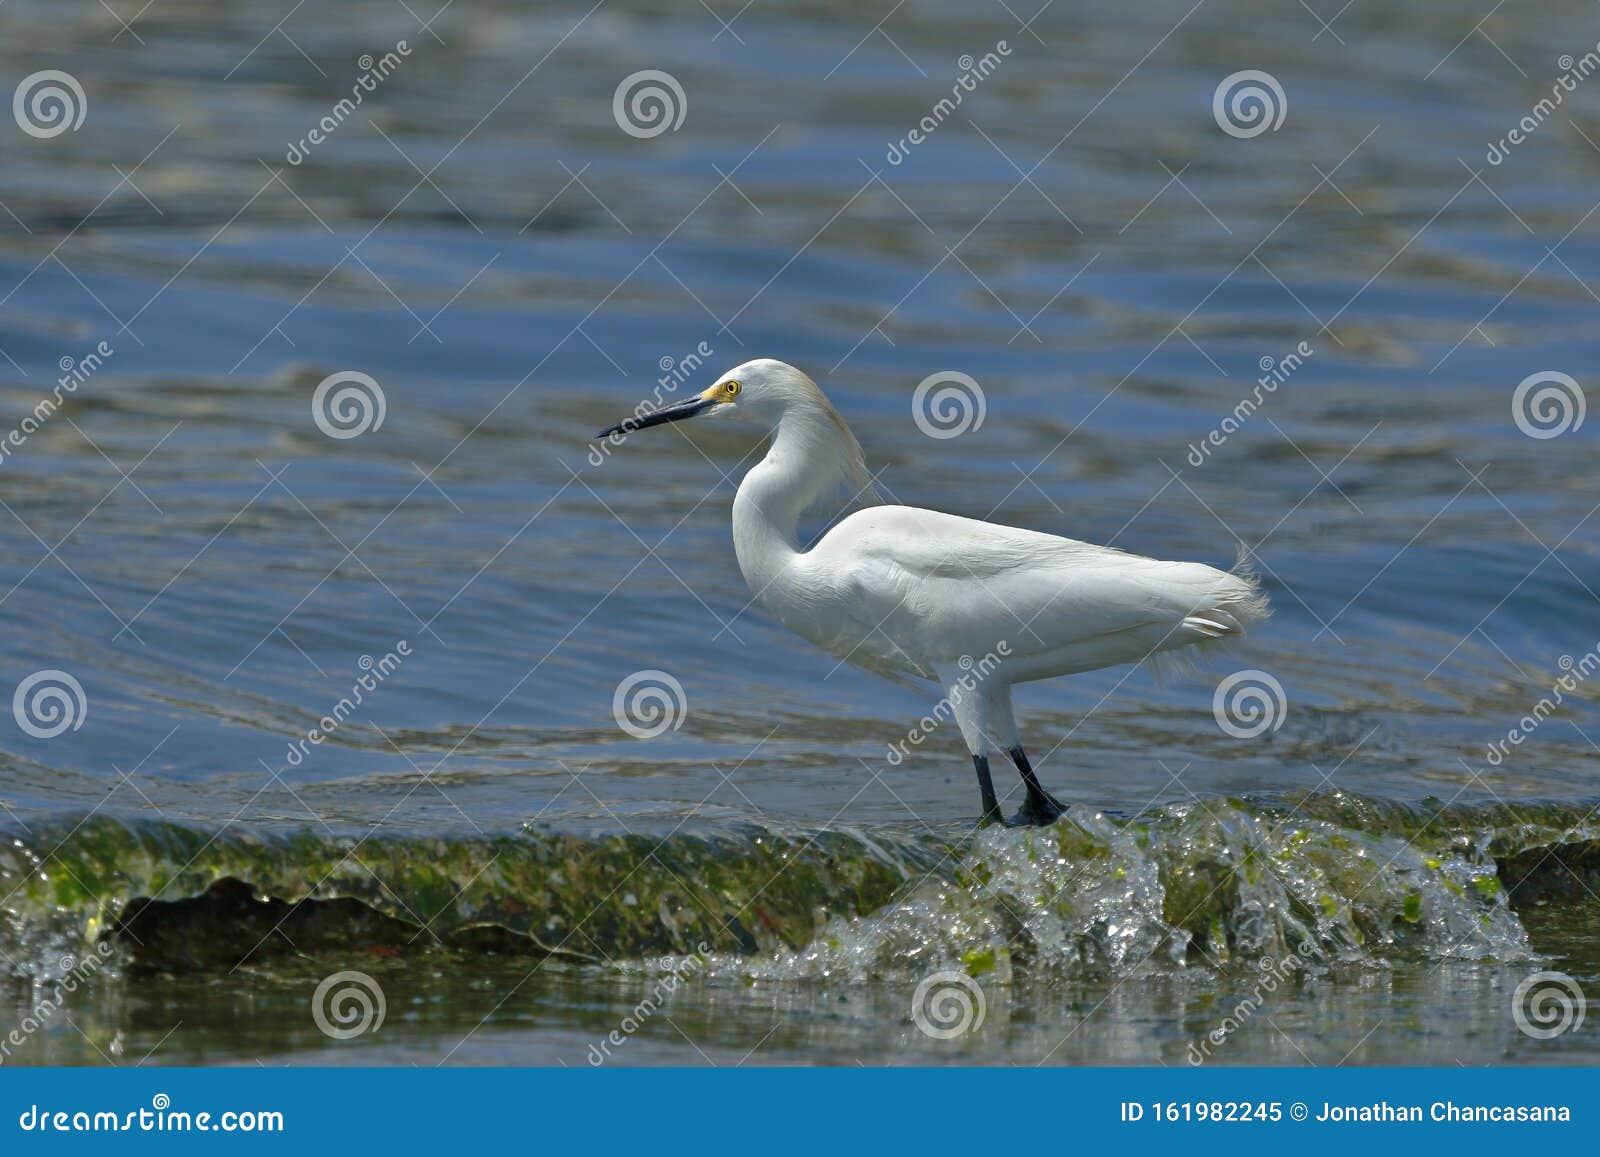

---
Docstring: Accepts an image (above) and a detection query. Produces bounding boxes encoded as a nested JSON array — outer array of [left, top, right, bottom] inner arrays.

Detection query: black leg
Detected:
[[972, 754, 1003, 825], [1008, 746, 1066, 826]]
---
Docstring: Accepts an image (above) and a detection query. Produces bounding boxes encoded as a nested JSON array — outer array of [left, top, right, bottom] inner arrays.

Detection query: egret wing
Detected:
[[810, 506, 1245, 672]]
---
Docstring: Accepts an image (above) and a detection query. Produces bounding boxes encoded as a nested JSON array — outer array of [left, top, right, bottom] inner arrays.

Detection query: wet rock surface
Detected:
[[54, 791, 1598, 976]]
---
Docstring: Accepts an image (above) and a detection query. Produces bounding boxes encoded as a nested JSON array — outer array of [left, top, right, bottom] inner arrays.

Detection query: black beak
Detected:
[[594, 394, 715, 440]]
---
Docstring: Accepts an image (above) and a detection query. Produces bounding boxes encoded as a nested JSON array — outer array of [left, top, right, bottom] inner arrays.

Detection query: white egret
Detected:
[[596, 359, 1270, 825]]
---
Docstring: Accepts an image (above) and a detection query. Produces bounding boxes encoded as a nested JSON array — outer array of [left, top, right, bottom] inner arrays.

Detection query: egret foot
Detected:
[[1007, 745, 1066, 826], [972, 754, 1004, 825]]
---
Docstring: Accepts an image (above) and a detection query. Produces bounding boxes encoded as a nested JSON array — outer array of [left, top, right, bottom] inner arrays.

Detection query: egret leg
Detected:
[[972, 754, 1004, 826], [1007, 746, 1065, 826], [934, 662, 1007, 825]]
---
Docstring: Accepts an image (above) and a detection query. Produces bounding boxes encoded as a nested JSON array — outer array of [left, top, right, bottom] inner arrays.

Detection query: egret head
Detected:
[[595, 359, 825, 439], [594, 358, 876, 500]]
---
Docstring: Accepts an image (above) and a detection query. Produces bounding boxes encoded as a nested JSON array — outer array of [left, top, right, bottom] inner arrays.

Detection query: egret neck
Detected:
[[731, 401, 866, 598]]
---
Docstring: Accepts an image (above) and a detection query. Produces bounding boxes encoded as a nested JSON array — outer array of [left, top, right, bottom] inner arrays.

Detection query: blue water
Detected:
[[1, 0, 1598, 1065]]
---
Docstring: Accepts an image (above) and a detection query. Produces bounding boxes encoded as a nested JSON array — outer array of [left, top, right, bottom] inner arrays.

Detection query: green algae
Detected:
[[3, 789, 1597, 977]]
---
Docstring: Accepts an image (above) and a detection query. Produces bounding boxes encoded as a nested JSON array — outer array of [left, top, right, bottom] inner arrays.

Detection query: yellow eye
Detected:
[[723, 380, 741, 398]]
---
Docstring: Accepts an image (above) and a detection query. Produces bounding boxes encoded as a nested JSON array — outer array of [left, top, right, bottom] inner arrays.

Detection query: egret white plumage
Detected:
[[596, 359, 1270, 826]]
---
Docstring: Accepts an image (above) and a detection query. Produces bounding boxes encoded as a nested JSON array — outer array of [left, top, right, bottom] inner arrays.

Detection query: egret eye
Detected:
[[724, 380, 741, 398]]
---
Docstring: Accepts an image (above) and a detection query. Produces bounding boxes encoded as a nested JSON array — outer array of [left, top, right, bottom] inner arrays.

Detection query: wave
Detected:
[[2, 790, 1595, 982]]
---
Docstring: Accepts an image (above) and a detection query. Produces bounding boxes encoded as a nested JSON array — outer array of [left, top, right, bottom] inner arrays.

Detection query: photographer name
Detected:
[[1317, 1101, 1569, 1123]]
